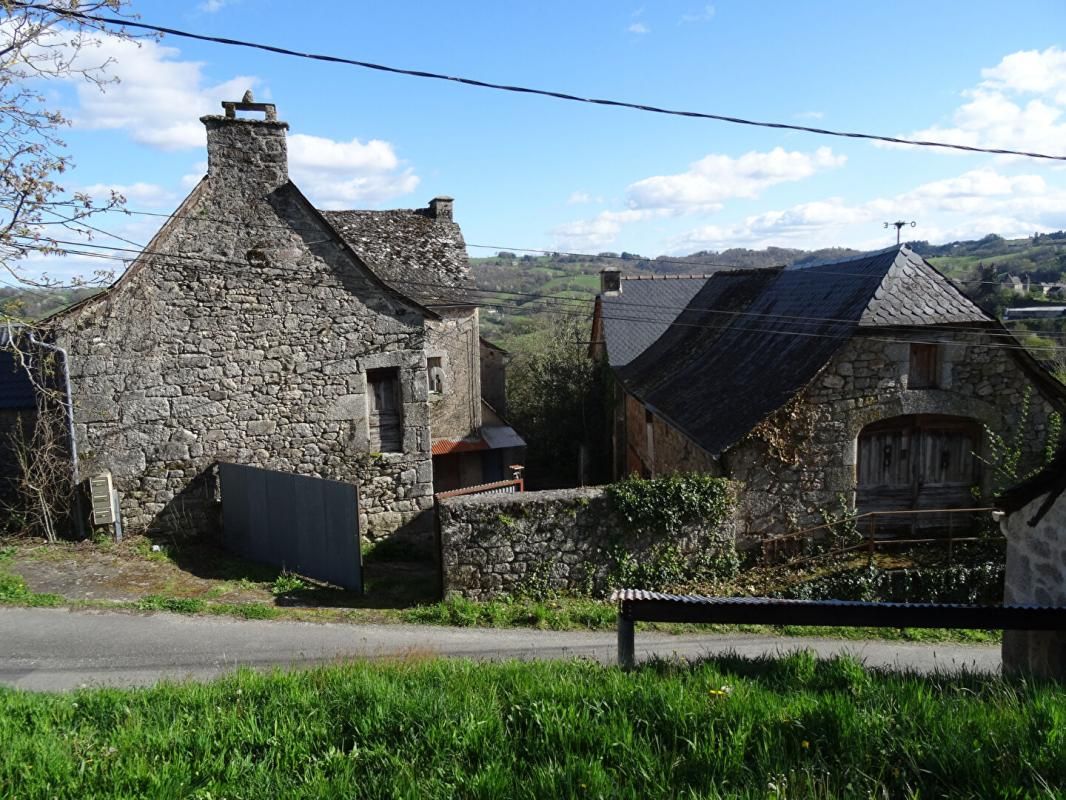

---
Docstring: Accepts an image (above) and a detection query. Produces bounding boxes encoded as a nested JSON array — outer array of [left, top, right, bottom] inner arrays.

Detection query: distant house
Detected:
[[0, 97, 521, 540], [591, 246, 1066, 538]]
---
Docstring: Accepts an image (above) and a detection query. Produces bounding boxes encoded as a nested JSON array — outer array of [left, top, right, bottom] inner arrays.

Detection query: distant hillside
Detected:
[[474, 233, 1066, 377], [0, 287, 100, 322]]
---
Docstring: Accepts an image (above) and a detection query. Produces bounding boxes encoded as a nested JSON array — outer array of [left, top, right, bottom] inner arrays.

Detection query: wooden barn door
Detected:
[[858, 414, 981, 515]]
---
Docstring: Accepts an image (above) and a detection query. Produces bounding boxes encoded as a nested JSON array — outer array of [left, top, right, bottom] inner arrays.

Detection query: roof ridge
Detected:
[[621, 267, 779, 281]]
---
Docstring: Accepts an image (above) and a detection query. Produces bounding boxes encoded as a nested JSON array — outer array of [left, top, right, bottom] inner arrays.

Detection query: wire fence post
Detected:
[[867, 516, 877, 567]]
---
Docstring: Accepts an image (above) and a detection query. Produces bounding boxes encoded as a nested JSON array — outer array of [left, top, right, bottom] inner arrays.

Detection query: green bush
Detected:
[[606, 473, 734, 533]]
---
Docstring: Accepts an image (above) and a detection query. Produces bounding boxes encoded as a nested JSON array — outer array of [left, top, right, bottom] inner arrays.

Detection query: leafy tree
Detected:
[[506, 313, 606, 488], [1, 0, 142, 290]]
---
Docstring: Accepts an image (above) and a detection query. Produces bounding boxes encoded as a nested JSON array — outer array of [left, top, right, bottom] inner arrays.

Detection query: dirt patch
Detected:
[[3, 535, 439, 610]]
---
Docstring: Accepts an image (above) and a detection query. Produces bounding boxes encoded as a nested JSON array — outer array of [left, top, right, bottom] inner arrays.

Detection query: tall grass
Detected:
[[1, 653, 1063, 798]]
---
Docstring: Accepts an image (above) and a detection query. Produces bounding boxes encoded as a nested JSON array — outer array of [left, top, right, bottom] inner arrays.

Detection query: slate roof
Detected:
[[600, 246, 992, 457], [0, 350, 35, 410], [321, 209, 472, 306]]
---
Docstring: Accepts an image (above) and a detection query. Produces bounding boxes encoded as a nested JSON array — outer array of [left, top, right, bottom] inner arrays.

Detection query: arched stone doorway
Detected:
[[857, 414, 982, 514]]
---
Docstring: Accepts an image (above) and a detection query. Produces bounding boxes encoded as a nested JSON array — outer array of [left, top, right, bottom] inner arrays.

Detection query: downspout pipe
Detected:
[[4, 322, 85, 539]]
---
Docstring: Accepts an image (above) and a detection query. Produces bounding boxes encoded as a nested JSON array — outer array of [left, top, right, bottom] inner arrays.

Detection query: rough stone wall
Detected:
[[45, 113, 434, 541], [479, 340, 507, 417], [426, 307, 481, 441], [726, 328, 1064, 538], [1001, 493, 1066, 679], [438, 486, 737, 600], [618, 389, 719, 478]]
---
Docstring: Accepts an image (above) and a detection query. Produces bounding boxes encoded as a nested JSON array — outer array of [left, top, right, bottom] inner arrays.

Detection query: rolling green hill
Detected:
[[474, 234, 1066, 372]]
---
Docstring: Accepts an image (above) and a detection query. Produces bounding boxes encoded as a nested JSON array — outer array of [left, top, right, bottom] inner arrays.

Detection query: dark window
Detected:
[[909, 343, 939, 389], [367, 368, 402, 452], [427, 357, 444, 395]]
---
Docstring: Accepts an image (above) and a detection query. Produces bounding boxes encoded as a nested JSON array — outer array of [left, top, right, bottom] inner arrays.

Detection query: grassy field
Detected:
[[1, 653, 1063, 798]]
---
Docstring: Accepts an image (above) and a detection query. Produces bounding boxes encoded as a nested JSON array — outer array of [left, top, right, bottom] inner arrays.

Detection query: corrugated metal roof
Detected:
[[432, 437, 489, 456], [481, 424, 526, 450], [610, 589, 1056, 612]]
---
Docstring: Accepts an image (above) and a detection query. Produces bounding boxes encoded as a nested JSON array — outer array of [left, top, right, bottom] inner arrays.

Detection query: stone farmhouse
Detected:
[[590, 246, 1066, 538], [0, 97, 522, 541]]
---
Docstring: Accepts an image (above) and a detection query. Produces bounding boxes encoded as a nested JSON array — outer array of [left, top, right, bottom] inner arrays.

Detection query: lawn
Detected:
[[1, 653, 1063, 798]]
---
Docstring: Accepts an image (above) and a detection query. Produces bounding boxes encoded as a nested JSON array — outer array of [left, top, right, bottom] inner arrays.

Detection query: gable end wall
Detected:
[[49, 179, 434, 541]]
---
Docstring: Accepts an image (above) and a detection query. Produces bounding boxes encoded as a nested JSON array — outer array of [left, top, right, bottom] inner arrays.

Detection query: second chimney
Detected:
[[600, 267, 622, 295], [427, 196, 454, 221]]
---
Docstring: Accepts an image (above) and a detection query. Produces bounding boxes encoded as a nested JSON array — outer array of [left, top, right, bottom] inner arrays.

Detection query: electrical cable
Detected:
[[11, 238, 1066, 356], [15, 2, 1066, 162], [14, 233, 1066, 344]]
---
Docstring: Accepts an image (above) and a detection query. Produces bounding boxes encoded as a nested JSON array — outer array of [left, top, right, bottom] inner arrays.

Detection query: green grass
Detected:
[[1, 653, 1063, 798], [0, 572, 62, 607]]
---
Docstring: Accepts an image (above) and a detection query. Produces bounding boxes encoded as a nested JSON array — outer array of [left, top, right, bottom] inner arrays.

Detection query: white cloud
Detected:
[[626, 146, 846, 210], [552, 208, 671, 251], [681, 5, 715, 22], [55, 33, 258, 150], [181, 161, 209, 190], [76, 182, 175, 208], [288, 134, 419, 207], [795, 110, 824, 120], [894, 47, 1066, 158], [628, 22, 650, 34], [670, 167, 1066, 252], [198, 0, 229, 11]]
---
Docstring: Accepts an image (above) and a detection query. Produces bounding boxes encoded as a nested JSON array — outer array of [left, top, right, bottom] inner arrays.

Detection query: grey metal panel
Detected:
[[219, 462, 361, 592]]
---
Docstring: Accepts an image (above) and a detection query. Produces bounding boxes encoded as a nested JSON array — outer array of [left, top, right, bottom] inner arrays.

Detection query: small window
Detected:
[[908, 343, 939, 389], [367, 368, 403, 452], [427, 357, 444, 395]]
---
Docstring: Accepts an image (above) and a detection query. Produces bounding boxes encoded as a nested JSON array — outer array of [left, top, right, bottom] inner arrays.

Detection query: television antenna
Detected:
[[884, 220, 916, 245]]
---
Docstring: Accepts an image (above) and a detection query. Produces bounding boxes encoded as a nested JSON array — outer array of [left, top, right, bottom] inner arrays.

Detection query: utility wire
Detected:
[[15, 232, 1066, 342], [58, 204, 1052, 289], [21, 2, 1066, 163], [13, 238, 1066, 355]]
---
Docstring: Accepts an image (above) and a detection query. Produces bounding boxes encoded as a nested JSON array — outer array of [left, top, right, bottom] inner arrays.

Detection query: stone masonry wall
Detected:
[[1001, 492, 1066, 679], [46, 113, 434, 541], [426, 307, 482, 442], [438, 486, 737, 600], [726, 328, 1064, 538]]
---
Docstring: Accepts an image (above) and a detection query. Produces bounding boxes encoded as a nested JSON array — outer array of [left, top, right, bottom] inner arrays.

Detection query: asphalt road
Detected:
[[0, 607, 1000, 692]]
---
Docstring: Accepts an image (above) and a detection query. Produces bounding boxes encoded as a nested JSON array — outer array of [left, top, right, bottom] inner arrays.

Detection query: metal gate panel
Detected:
[[219, 463, 361, 592]]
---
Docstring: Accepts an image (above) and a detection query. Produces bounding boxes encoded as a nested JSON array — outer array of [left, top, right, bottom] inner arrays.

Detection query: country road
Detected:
[[0, 607, 1000, 692]]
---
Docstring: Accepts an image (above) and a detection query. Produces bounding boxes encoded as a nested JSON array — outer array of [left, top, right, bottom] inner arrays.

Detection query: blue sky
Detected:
[[13, 0, 1066, 282]]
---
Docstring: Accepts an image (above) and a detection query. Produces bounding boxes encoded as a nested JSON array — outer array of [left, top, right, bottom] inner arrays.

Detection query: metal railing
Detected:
[[435, 476, 525, 501], [759, 506, 999, 569]]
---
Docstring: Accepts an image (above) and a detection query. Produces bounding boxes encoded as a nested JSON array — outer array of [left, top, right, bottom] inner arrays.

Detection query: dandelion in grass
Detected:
[[708, 685, 733, 699]]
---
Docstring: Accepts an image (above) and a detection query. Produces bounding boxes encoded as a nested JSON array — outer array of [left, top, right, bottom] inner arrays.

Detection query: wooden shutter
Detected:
[[368, 368, 403, 452]]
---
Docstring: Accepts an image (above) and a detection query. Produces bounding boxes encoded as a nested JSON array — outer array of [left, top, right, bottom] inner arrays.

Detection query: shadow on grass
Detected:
[[141, 532, 441, 611]]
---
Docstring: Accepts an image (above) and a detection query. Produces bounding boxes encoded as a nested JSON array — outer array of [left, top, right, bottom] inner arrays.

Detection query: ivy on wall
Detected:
[[605, 473, 735, 534]]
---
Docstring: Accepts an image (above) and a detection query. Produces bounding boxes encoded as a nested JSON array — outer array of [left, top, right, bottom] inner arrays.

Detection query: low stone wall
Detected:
[[437, 486, 737, 600], [1001, 491, 1066, 679]]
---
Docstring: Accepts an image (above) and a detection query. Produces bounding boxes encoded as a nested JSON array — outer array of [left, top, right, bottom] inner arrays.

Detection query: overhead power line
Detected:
[[47, 204, 1043, 289], [22, 3, 1066, 163], [12, 236, 1066, 354]]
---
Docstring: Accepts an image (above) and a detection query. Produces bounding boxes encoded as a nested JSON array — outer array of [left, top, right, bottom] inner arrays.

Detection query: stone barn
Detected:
[[590, 246, 1066, 540], [0, 96, 520, 541]]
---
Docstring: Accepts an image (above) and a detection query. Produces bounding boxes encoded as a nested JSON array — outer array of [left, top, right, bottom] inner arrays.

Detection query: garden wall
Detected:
[[437, 483, 739, 600]]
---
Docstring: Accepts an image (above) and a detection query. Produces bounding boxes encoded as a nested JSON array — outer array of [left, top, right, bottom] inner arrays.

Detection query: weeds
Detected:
[[0, 654, 1061, 798]]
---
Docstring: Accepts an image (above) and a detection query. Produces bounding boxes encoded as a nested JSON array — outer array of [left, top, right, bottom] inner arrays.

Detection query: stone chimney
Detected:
[[600, 267, 622, 295], [427, 196, 454, 221], [200, 93, 289, 191]]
